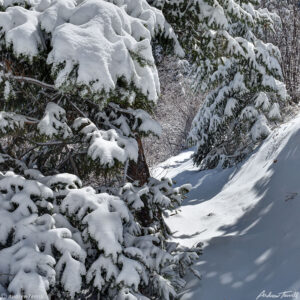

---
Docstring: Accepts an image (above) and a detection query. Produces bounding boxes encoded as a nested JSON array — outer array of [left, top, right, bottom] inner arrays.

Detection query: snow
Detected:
[[268, 102, 281, 120], [97, 103, 161, 138], [224, 97, 237, 116], [152, 273, 176, 300], [0, 111, 27, 133], [255, 92, 270, 111], [0, 167, 200, 298], [55, 251, 86, 297], [61, 188, 125, 262], [196, 0, 228, 29], [4, 81, 10, 100], [0, 0, 180, 102], [251, 115, 271, 141], [48, 0, 159, 100], [153, 114, 300, 299], [188, 0, 287, 169], [240, 105, 258, 121], [87, 129, 137, 166], [86, 256, 118, 290], [120, 182, 146, 210], [0, 171, 87, 298], [0, 7, 41, 57], [116, 255, 144, 291], [8, 269, 50, 299], [74, 117, 138, 167], [38, 102, 72, 138], [132, 109, 162, 136]]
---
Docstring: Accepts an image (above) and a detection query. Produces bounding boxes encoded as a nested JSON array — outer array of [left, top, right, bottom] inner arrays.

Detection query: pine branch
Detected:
[[20, 137, 79, 147], [19, 139, 80, 158], [11, 75, 56, 90], [67, 99, 87, 118], [30, 140, 78, 146], [1, 70, 56, 90], [23, 116, 40, 124]]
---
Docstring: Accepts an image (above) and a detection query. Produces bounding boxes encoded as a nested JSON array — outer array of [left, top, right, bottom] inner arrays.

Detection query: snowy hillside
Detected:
[[153, 114, 300, 300]]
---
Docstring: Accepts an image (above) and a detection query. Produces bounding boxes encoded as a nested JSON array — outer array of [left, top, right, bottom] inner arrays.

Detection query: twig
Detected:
[[69, 153, 79, 176], [8, 75, 56, 90], [68, 100, 87, 118], [123, 159, 129, 185], [23, 116, 39, 125], [20, 137, 79, 147], [19, 145, 39, 158]]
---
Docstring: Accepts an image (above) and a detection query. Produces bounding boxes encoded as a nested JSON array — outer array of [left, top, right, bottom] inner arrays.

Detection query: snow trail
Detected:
[[153, 115, 300, 299]]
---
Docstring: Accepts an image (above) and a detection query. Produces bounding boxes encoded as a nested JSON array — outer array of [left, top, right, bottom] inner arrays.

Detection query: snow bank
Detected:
[[153, 114, 300, 299]]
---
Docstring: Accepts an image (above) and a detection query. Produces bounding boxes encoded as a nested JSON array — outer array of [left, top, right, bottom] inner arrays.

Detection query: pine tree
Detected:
[[153, 0, 287, 169], [0, 0, 201, 299], [262, 0, 300, 101]]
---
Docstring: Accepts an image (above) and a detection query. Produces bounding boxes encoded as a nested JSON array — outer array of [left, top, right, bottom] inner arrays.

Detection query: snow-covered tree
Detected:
[[0, 0, 201, 299], [0, 168, 200, 299], [262, 0, 300, 101], [153, 0, 287, 169]]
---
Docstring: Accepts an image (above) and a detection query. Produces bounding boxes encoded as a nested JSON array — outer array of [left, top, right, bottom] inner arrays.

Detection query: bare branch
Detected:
[[12, 75, 56, 90], [2, 72, 56, 91], [68, 99, 87, 118]]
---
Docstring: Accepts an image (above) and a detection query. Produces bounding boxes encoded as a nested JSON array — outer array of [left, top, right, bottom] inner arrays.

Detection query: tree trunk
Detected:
[[127, 135, 150, 185], [127, 135, 153, 227]]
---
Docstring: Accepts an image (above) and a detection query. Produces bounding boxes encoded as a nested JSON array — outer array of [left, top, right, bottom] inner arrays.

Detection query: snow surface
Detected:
[[153, 114, 300, 299]]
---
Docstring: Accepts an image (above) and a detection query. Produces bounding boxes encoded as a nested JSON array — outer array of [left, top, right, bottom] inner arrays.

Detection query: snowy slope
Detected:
[[152, 115, 300, 300]]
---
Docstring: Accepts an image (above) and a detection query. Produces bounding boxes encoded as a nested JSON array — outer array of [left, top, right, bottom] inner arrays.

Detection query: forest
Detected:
[[0, 0, 299, 299]]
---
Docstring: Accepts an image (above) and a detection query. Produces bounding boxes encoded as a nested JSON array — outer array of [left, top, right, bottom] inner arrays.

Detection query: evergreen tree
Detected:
[[0, 0, 286, 297], [262, 0, 300, 101], [153, 0, 287, 169], [0, 0, 201, 299]]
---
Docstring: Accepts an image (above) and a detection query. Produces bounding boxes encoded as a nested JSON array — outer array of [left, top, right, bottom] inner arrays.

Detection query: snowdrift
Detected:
[[153, 115, 300, 299]]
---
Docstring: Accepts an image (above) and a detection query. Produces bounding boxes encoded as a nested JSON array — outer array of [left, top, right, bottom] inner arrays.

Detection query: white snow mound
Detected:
[[153, 114, 300, 299]]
